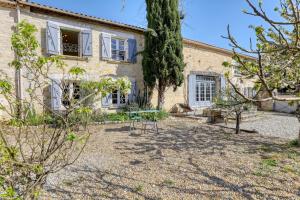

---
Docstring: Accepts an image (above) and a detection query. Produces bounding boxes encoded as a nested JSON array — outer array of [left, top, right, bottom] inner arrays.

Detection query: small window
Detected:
[[61, 29, 80, 57], [111, 38, 126, 61]]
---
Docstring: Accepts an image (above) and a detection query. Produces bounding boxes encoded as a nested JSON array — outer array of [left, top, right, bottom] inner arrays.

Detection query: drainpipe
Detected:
[[15, 1, 23, 117]]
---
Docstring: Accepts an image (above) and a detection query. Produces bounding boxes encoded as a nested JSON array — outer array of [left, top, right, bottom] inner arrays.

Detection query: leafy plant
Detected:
[[288, 139, 299, 148]]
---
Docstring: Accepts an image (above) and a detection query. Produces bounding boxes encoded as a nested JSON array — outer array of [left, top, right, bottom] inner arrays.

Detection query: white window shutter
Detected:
[[51, 79, 62, 111], [81, 29, 93, 56], [46, 21, 60, 55], [188, 74, 196, 108], [101, 33, 111, 59]]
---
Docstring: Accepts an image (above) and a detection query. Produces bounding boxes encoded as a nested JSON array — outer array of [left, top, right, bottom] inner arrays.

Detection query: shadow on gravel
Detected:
[[46, 122, 299, 199], [46, 165, 159, 200], [115, 124, 293, 158]]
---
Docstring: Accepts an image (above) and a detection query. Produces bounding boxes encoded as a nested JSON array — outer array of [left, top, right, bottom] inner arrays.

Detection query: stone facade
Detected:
[[0, 0, 255, 118]]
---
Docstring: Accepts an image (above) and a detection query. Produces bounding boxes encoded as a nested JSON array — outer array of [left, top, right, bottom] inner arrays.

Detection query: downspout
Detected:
[[15, 1, 23, 116]]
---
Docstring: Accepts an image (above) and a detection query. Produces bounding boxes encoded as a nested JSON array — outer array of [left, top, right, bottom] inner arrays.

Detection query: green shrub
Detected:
[[140, 110, 169, 121], [288, 139, 299, 147], [105, 113, 129, 122]]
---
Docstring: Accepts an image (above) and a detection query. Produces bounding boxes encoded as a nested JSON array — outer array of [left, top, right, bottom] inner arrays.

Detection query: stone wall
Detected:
[[0, 2, 255, 117]]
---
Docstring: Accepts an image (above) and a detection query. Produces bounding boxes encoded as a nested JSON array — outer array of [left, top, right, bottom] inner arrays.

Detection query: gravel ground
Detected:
[[43, 118, 300, 200], [223, 112, 299, 139]]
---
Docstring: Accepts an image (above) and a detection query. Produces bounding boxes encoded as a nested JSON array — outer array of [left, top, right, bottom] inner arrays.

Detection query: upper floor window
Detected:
[[61, 29, 80, 57], [46, 21, 92, 57], [111, 38, 126, 61], [233, 66, 242, 76]]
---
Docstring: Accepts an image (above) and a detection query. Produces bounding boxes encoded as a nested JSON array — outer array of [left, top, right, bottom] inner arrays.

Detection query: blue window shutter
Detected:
[[127, 39, 137, 63], [81, 29, 92, 56], [46, 21, 60, 55], [188, 74, 196, 108], [102, 93, 112, 108], [101, 33, 111, 59], [128, 80, 137, 103], [51, 79, 62, 110]]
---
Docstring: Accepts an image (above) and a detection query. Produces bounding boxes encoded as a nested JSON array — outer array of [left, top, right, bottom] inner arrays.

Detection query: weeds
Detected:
[[134, 184, 143, 193], [163, 179, 175, 186]]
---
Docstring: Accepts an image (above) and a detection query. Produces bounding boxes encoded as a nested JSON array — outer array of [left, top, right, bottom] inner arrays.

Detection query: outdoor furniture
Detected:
[[128, 107, 143, 133], [127, 109, 160, 134]]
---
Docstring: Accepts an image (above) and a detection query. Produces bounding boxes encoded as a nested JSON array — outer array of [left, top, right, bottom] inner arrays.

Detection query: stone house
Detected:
[[0, 0, 256, 118]]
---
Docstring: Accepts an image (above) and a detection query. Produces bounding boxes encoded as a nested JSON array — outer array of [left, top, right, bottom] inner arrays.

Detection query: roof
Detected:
[[3, 0, 255, 60]]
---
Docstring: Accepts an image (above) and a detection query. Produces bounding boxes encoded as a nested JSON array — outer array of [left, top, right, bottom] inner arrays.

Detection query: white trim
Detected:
[[100, 29, 135, 40], [48, 20, 91, 31]]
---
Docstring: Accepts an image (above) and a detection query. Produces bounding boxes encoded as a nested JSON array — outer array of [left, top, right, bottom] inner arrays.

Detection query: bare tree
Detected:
[[223, 0, 300, 144]]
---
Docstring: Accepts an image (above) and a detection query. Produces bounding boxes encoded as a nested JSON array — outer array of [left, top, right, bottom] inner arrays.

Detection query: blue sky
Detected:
[[30, 0, 280, 50]]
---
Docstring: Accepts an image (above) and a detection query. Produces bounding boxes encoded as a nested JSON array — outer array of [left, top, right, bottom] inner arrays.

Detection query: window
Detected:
[[243, 87, 255, 98], [111, 38, 126, 61], [61, 29, 80, 57], [195, 75, 216, 104], [62, 81, 81, 107], [111, 90, 127, 106], [233, 66, 242, 76]]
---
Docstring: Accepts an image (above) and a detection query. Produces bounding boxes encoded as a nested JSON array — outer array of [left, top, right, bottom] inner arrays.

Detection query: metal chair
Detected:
[[128, 107, 142, 133]]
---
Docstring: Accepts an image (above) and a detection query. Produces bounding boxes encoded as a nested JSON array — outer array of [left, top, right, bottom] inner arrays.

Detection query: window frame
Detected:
[[61, 81, 82, 108], [111, 37, 126, 61], [111, 89, 128, 107], [195, 75, 216, 105], [60, 27, 82, 57]]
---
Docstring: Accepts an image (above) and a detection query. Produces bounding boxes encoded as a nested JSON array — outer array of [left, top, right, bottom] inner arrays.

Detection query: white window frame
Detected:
[[195, 75, 216, 107], [111, 89, 128, 107], [111, 38, 126, 61]]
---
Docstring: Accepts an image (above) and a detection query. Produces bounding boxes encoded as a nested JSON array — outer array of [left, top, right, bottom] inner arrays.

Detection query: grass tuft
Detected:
[[163, 179, 175, 186], [261, 159, 277, 167], [134, 184, 143, 193]]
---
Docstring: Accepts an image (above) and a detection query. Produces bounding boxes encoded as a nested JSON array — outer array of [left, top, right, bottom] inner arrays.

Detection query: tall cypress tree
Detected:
[[143, 0, 185, 109]]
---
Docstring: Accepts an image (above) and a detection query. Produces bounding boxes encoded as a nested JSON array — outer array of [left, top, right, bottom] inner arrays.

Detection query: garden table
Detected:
[[126, 109, 160, 134]]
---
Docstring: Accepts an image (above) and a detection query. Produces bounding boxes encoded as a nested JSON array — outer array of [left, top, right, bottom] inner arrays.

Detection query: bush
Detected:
[[140, 110, 169, 121], [288, 139, 299, 147]]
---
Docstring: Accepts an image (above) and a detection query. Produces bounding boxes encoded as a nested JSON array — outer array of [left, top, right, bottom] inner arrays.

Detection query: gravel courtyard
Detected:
[[223, 112, 299, 139], [44, 118, 300, 200]]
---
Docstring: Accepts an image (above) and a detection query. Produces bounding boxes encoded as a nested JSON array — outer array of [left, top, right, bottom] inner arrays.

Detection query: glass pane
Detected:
[[196, 83, 199, 102], [112, 50, 117, 60], [111, 39, 117, 50], [120, 93, 126, 104], [119, 40, 125, 51], [206, 83, 211, 101], [211, 83, 216, 100], [73, 83, 80, 100], [112, 90, 118, 104], [200, 83, 205, 101], [119, 51, 125, 61]]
